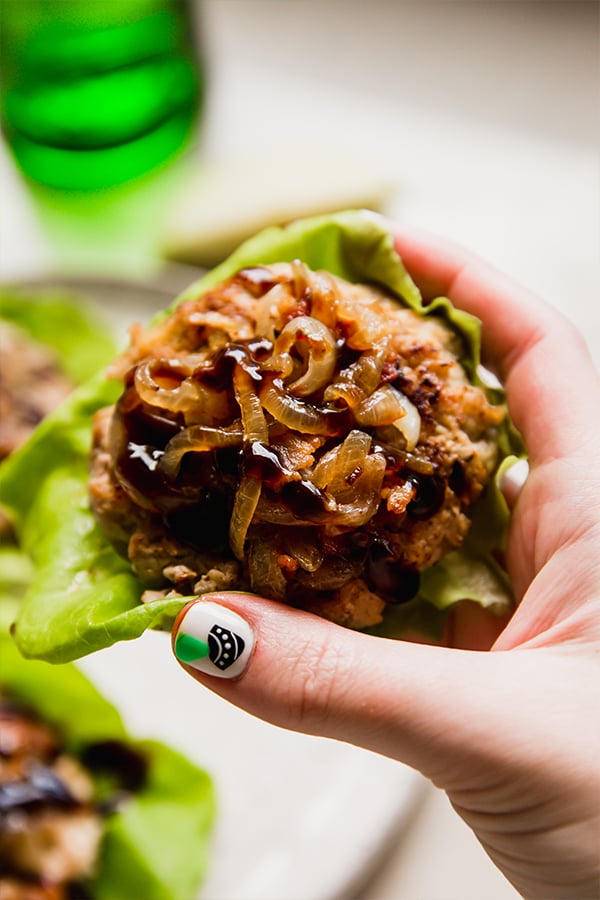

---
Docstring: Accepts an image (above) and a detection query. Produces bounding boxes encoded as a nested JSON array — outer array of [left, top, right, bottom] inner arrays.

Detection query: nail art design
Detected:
[[174, 601, 253, 679]]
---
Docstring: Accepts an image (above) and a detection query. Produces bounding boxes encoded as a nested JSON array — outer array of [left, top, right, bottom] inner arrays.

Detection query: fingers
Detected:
[[171, 593, 452, 772], [393, 227, 563, 371], [393, 227, 599, 465], [446, 600, 512, 651], [170, 591, 598, 806], [171, 592, 519, 787]]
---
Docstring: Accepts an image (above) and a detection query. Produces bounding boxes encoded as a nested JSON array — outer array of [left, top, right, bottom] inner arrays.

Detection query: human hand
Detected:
[[171, 228, 600, 899]]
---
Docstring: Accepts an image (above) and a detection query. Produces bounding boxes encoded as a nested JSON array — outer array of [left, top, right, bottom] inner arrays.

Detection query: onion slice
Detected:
[[233, 364, 268, 443], [284, 530, 324, 573], [274, 316, 337, 397], [260, 378, 345, 436], [311, 429, 372, 492], [354, 385, 421, 451], [309, 430, 386, 527], [247, 539, 287, 599], [323, 348, 386, 409], [158, 422, 243, 479], [134, 357, 231, 424], [392, 401, 421, 452], [254, 283, 289, 341], [229, 475, 262, 560]]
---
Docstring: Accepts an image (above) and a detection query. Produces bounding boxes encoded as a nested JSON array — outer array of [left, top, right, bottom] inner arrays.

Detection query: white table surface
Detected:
[[1, 3, 598, 899]]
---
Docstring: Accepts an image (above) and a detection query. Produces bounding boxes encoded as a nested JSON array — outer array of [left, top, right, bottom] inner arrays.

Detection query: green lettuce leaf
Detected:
[[0, 286, 116, 383], [0, 627, 215, 898], [0, 210, 522, 661], [90, 740, 214, 900]]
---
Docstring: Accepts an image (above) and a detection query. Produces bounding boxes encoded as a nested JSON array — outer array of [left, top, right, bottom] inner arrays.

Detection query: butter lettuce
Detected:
[[0, 210, 522, 661], [0, 623, 215, 899]]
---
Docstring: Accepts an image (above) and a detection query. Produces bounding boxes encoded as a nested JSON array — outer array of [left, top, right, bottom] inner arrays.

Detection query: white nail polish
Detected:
[[174, 601, 254, 679]]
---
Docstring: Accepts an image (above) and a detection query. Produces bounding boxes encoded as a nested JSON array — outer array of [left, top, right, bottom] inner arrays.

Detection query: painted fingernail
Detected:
[[500, 458, 530, 508], [174, 601, 254, 679]]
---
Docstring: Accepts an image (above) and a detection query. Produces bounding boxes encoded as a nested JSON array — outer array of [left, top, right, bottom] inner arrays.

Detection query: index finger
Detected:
[[392, 226, 598, 464]]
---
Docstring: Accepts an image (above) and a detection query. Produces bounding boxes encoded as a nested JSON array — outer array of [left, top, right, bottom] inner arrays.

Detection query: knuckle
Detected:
[[283, 632, 354, 735]]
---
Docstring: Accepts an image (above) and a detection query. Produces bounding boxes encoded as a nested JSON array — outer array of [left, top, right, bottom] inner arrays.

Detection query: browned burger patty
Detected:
[[89, 263, 505, 629]]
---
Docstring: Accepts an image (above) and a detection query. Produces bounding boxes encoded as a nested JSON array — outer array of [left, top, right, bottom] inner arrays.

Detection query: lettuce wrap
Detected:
[[0, 604, 215, 899], [0, 210, 523, 661]]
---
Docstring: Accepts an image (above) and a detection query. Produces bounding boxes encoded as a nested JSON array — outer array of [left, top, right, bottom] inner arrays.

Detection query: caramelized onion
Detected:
[[353, 385, 421, 451], [391, 398, 421, 451], [233, 365, 268, 443], [248, 539, 287, 599], [159, 423, 243, 479], [254, 283, 289, 341], [296, 554, 361, 590], [134, 359, 199, 412], [134, 358, 230, 424], [310, 430, 386, 527], [188, 309, 254, 340], [291, 259, 312, 300], [311, 430, 372, 492], [254, 494, 316, 526], [323, 348, 386, 409], [308, 271, 339, 329], [260, 379, 344, 436], [374, 434, 436, 475], [354, 385, 421, 453], [274, 316, 337, 397], [283, 530, 324, 572], [326, 455, 385, 526], [229, 475, 262, 560]]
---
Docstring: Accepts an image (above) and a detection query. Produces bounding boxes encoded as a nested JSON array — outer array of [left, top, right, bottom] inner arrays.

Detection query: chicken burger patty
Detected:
[[89, 263, 505, 629]]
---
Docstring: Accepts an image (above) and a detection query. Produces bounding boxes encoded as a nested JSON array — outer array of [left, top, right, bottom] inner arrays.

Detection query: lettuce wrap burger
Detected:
[[0, 211, 522, 662]]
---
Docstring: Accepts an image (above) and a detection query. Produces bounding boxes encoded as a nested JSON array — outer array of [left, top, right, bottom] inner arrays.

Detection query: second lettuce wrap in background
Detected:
[[0, 603, 215, 899], [0, 211, 523, 663]]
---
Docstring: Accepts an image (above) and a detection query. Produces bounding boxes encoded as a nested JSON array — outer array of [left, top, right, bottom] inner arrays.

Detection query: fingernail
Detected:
[[500, 458, 530, 508], [174, 601, 254, 679]]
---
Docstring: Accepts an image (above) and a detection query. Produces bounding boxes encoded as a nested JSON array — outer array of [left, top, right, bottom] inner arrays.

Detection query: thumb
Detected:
[[170, 592, 539, 789]]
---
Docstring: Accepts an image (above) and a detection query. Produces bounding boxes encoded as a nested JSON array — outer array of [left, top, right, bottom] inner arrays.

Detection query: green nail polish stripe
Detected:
[[175, 632, 209, 663]]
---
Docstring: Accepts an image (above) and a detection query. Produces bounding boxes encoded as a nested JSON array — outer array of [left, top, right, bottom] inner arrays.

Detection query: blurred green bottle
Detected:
[[0, 0, 203, 191]]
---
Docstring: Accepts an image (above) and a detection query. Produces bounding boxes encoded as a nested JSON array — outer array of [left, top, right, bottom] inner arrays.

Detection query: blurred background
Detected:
[[1, 2, 598, 899]]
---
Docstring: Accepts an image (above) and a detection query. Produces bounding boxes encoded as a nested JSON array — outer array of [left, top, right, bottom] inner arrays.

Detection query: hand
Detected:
[[171, 228, 600, 899]]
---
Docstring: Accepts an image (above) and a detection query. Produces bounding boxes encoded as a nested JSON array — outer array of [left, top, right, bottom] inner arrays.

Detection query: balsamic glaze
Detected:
[[165, 490, 232, 550], [366, 545, 420, 604], [197, 338, 274, 389], [404, 472, 446, 520], [279, 479, 331, 520], [0, 763, 76, 816], [449, 460, 468, 496], [80, 740, 148, 794], [243, 442, 291, 488]]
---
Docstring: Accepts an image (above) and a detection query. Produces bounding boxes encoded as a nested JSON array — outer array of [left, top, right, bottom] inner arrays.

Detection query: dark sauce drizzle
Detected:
[[112, 330, 450, 571]]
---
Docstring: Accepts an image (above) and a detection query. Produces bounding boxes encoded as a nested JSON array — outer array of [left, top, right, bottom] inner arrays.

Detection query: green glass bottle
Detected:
[[0, 0, 202, 191]]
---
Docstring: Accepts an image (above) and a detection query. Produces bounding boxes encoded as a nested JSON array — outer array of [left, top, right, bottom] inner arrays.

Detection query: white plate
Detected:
[[14, 274, 425, 900]]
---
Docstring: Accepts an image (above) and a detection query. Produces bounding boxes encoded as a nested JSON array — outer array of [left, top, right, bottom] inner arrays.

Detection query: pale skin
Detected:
[[172, 229, 600, 899]]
